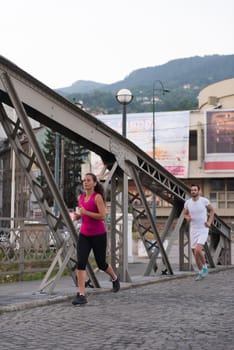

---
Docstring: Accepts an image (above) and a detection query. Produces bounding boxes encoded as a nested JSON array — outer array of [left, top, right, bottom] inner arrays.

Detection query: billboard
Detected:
[[93, 111, 190, 178], [205, 110, 234, 171]]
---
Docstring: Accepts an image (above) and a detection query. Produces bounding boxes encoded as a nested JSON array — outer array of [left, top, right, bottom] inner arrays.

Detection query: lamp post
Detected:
[[54, 132, 60, 216], [116, 88, 133, 137], [115, 88, 133, 282], [152, 80, 170, 222], [152, 80, 170, 160]]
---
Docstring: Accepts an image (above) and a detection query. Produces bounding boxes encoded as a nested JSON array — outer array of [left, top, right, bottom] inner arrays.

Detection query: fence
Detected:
[[0, 217, 65, 282]]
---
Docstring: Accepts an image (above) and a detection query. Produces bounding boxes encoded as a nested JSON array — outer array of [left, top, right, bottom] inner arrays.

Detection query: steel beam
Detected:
[[0, 55, 231, 287], [0, 72, 100, 291]]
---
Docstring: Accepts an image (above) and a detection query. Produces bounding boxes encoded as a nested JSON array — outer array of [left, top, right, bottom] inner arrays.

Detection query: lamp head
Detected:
[[116, 88, 133, 105]]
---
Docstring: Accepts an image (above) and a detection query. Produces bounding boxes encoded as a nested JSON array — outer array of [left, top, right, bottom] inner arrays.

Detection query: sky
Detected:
[[1, 0, 234, 89]]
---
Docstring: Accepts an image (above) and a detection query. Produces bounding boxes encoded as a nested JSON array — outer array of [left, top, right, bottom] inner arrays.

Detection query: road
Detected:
[[0, 268, 234, 350]]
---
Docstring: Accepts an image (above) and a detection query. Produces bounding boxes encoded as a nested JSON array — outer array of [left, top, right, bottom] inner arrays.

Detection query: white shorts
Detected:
[[190, 228, 209, 249]]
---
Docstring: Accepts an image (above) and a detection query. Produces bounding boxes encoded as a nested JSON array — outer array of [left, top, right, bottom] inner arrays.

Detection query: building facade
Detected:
[[185, 78, 234, 231], [0, 79, 233, 232], [92, 78, 234, 231]]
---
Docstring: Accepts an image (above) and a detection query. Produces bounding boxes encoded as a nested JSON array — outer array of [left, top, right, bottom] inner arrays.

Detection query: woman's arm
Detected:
[[70, 211, 81, 221], [70, 195, 81, 221], [79, 194, 106, 220]]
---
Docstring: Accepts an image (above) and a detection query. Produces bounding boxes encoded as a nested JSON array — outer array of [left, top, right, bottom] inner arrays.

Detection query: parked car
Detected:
[[49, 221, 80, 250], [0, 229, 10, 244]]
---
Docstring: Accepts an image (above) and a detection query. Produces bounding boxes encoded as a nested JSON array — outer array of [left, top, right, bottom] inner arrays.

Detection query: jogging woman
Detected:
[[71, 173, 120, 305]]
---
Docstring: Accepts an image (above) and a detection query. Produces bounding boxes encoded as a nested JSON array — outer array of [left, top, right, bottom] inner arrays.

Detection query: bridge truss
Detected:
[[0, 56, 231, 292]]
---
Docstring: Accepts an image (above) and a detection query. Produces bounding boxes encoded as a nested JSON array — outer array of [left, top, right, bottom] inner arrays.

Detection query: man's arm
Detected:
[[206, 204, 215, 227], [184, 207, 191, 222]]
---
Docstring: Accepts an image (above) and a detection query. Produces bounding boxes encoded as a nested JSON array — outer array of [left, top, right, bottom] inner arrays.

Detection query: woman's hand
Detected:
[[70, 210, 81, 221], [70, 211, 78, 221], [79, 207, 86, 215]]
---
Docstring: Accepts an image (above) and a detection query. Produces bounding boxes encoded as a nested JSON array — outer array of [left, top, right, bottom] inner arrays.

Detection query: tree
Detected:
[[62, 137, 88, 208], [41, 128, 88, 209]]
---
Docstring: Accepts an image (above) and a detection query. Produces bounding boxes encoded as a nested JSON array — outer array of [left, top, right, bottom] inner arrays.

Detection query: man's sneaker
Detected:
[[201, 266, 208, 277], [195, 272, 203, 281], [72, 293, 87, 305], [112, 276, 120, 292]]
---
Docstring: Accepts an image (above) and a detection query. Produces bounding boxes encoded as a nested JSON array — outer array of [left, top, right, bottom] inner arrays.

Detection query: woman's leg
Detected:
[[92, 234, 117, 280], [77, 234, 91, 295], [77, 270, 87, 296], [92, 234, 120, 291], [105, 264, 118, 280]]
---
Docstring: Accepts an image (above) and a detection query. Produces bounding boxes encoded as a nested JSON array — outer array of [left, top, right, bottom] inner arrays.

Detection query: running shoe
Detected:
[[72, 293, 87, 305], [201, 266, 208, 277], [195, 272, 203, 281], [112, 276, 120, 292]]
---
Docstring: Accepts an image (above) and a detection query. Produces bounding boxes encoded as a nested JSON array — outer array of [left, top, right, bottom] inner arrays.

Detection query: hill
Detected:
[[56, 54, 234, 114], [57, 80, 106, 95]]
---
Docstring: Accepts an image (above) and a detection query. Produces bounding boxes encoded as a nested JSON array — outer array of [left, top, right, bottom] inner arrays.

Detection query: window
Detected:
[[231, 222, 234, 232], [189, 130, 197, 160], [227, 179, 234, 191], [210, 179, 225, 191], [209, 179, 234, 209]]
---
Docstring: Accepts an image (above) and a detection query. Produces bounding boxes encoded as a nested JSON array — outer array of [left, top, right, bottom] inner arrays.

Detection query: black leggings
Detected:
[[77, 233, 108, 271]]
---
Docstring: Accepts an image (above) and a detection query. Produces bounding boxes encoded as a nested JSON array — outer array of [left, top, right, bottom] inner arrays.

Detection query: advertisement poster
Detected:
[[205, 110, 234, 171], [93, 111, 189, 178]]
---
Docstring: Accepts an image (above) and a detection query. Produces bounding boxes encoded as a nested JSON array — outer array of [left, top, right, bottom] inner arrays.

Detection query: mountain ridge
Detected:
[[56, 54, 234, 95], [56, 54, 234, 113]]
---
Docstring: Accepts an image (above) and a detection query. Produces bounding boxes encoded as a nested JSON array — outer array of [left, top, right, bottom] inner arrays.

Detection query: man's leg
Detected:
[[194, 243, 205, 270], [193, 243, 208, 280]]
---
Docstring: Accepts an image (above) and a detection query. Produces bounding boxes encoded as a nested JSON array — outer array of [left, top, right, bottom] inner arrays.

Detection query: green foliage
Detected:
[[68, 90, 118, 114], [41, 128, 88, 209], [62, 137, 88, 208], [57, 54, 234, 114]]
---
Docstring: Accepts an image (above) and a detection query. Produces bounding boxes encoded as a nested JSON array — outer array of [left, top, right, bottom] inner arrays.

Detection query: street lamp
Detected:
[[152, 80, 170, 160], [54, 132, 60, 216], [152, 80, 170, 222], [116, 88, 133, 137], [73, 97, 84, 110], [115, 88, 133, 282]]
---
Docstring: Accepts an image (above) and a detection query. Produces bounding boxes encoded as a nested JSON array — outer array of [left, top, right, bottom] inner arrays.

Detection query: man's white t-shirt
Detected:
[[184, 196, 210, 231]]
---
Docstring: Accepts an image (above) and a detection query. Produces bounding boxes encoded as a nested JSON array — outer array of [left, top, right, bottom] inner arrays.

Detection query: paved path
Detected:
[[0, 260, 192, 312], [1, 267, 234, 350]]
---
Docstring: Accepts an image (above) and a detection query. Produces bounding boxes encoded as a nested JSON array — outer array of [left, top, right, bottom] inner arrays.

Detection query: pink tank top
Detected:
[[79, 192, 106, 236]]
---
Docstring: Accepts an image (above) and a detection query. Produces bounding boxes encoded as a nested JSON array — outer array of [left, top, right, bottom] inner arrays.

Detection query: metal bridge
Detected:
[[0, 56, 231, 293]]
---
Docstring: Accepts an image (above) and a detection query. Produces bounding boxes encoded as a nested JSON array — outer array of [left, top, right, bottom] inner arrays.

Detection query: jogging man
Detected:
[[184, 184, 215, 281]]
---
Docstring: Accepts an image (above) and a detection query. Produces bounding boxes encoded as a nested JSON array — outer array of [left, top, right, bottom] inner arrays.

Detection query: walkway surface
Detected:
[[0, 260, 193, 312], [0, 261, 234, 350]]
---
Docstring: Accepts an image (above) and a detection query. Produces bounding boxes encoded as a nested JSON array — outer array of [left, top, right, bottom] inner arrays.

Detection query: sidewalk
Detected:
[[1, 258, 233, 314]]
